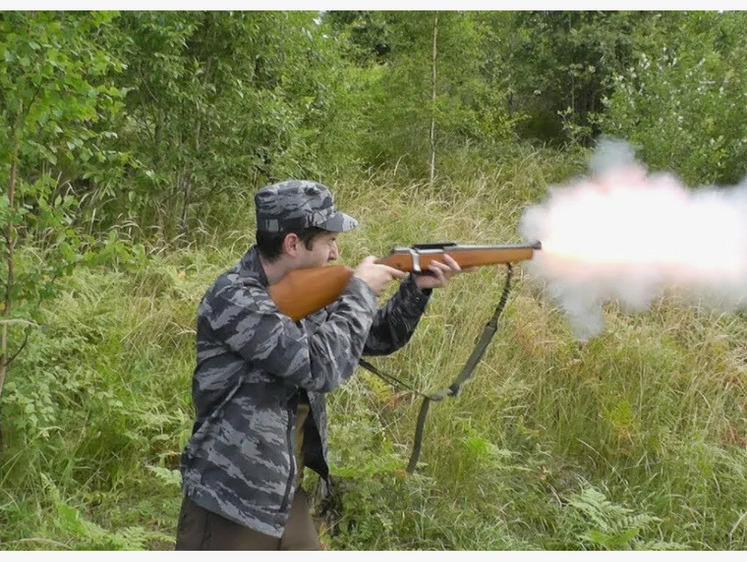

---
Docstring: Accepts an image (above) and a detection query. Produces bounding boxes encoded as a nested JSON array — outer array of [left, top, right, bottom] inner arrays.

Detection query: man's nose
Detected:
[[329, 243, 339, 261]]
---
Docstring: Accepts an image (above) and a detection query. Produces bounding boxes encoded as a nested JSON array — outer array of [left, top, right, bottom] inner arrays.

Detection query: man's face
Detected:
[[295, 231, 339, 269]]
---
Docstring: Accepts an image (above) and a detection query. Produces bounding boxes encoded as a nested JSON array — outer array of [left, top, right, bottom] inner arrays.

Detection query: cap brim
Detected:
[[319, 211, 358, 232]]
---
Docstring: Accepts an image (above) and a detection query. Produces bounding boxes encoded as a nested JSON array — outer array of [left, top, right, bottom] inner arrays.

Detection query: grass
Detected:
[[1, 146, 746, 550]]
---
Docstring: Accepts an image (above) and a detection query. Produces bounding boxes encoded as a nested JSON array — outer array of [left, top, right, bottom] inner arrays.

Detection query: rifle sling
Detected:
[[357, 263, 514, 474]]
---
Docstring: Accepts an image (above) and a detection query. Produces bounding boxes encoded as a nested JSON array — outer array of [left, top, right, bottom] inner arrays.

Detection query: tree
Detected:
[[597, 11, 747, 185], [507, 11, 662, 145], [429, 12, 438, 185], [104, 11, 362, 238], [0, 12, 124, 437], [329, 11, 516, 177]]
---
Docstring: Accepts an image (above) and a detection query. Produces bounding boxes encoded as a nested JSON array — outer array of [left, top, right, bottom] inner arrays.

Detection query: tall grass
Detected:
[[1, 145, 746, 550]]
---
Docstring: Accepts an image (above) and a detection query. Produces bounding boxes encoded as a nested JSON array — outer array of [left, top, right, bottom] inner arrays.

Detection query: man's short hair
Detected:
[[255, 227, 327, 262]]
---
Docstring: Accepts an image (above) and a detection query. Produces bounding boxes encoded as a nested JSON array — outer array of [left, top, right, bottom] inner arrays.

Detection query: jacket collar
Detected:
[[239, 245, 269, 287]]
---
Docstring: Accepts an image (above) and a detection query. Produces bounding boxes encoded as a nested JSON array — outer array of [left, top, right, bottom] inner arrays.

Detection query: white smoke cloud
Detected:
[[520, 140, 747, 341]]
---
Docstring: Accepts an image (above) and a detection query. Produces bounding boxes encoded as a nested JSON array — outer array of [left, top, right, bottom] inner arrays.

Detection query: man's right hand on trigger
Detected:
[[353, 256, 407, 295]]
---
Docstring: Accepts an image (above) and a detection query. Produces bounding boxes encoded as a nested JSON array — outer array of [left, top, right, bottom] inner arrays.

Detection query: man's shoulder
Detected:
[[198, 265, 267, 316], [205, 262, 264, 297]]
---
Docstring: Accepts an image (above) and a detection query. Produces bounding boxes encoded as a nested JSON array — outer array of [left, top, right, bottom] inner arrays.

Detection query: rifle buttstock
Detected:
[[268, 265, 354, 322]]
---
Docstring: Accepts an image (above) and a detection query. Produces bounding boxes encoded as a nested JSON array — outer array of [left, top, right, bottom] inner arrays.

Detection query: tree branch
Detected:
[[5, 331, 29, 366]]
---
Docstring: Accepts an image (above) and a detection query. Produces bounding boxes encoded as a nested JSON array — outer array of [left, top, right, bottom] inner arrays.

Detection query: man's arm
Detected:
[[208, 276, 379, 393], [362, 253, 467, 356], [362, 275, 431, 356]]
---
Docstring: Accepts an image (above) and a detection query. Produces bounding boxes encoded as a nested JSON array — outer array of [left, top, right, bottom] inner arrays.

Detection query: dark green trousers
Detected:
[[175, 489, 321, 550]]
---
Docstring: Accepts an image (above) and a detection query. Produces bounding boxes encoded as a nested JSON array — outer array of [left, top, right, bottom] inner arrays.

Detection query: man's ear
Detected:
[[282, 232, 300, 257]]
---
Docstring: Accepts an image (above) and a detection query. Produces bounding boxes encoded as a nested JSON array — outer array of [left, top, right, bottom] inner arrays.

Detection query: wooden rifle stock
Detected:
[[268, 241, 541, 321]]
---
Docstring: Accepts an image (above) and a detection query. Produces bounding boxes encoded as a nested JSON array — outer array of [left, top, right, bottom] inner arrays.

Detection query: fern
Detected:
[[147, 465, 182, 489], [565, 486, 685, 550], [42, 473, 172, 550]]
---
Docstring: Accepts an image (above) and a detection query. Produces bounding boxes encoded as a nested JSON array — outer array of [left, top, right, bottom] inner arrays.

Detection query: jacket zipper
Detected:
[[279, 402, 296, 513]]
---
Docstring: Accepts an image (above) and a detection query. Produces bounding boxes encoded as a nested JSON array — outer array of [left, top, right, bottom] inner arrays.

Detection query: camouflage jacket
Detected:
[[179, 245, 431, 537]]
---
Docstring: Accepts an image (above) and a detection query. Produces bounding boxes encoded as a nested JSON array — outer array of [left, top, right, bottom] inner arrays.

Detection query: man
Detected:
[[176, 180, 466, 550]]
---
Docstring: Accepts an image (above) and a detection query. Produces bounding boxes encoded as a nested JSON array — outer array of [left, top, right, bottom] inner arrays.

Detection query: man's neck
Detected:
[[259, 254, 292, 285]]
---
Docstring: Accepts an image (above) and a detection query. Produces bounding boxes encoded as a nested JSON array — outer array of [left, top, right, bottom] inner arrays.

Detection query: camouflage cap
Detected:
[[255, 180, 358, 233]]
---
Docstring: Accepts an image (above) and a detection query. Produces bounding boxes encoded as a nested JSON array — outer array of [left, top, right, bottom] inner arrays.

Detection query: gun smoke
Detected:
[[520, 140, 747, 341]]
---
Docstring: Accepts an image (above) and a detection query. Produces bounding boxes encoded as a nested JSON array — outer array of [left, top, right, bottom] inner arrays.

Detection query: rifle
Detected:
[[268, 241, 541, 321]]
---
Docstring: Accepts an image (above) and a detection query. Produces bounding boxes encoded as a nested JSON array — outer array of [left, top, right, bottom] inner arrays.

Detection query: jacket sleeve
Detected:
[[206, 275, 378, 393], [363, 274, 431, 356]]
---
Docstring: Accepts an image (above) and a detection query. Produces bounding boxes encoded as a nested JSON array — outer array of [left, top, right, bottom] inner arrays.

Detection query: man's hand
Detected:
[[413, 253, 477, 290], [354, 256, 408, 295]]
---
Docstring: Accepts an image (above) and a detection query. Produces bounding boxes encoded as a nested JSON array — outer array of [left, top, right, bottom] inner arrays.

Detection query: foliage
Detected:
[[562, 486, 684, 550], [2, 9, 747, 552], [2, 154, 747, 550], [506, 11, 663, 145], [0, 11, 125, 406], [333, 11, 518, 176], [0, 251, 196, 549], [4, 10, 746, 235], [597, 11, 747, 186], [100, 11, 366, 239]]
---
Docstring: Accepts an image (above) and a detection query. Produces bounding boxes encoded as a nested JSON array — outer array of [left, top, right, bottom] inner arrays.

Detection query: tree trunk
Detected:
[[429, 11, 439, 186], [180, 118, 202, 238], [0, 131, 19, 405], [180, 174, 192, 237], [0, 125, 19, 449]]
